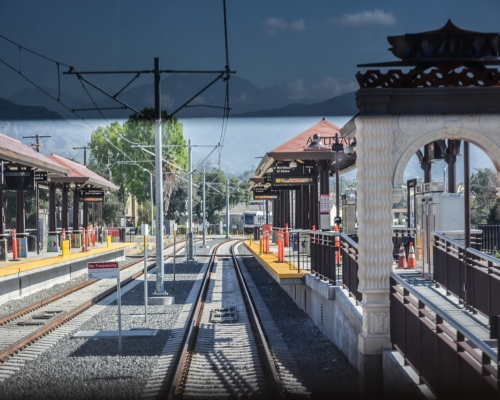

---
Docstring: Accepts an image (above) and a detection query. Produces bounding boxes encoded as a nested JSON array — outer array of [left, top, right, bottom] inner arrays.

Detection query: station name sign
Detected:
[[388, 20, 500, 62], [272, 164, 317, 187], [78, 188, 105, 202]]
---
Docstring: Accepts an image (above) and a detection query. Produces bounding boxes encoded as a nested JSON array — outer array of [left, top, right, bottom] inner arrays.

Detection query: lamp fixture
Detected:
[[305, 133, 327, 150], [289, 160, 297, 168]]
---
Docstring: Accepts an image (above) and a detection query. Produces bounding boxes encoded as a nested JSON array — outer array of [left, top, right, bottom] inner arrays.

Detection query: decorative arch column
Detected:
[[355, 116, 394, 361]]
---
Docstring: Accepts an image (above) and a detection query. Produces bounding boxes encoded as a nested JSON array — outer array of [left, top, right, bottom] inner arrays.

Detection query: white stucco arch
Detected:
[[392, 116, 500, 190]]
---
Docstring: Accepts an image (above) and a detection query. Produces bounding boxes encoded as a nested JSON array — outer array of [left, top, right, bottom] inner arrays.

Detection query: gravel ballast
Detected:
[[237, 244, 361, 399]]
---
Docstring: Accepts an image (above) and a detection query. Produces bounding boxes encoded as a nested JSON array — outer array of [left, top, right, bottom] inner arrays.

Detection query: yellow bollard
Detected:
[[106, 235, 112, 248], [62, 240, 70, 257], [249, 234, 252, 246], [259, 238, 263, 255]]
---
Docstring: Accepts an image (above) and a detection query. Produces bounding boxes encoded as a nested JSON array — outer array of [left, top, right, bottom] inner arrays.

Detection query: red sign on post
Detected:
[[88, 262, 119, 279]]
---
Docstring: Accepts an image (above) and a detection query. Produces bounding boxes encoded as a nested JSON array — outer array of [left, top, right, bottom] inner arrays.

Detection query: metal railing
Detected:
[[433, 231, 500, 317], [390, 272, 499, 398], [285, 229, 361, 302], [340, 234, 360, 302]]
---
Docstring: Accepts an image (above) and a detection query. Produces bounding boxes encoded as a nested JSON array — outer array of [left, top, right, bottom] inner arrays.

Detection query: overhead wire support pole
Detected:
[[202, 167, 207, 247], [60, 0, 235, 293], [226, 178, 230, 238], [188, 139, 194, 261], [154, 57, 166, 294], [73, 146, 88, 166]]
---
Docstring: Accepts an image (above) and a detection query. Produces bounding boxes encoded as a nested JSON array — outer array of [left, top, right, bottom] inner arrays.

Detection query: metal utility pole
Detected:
[[23, 134, 51, 153], [188, 140, 194, 260], [154, 58, 165, 294], [143, 169, 154, 236], [63, 1, 235, 293], [226, 178, 230, 238], [202, 168, 207, 247], [73, 146, 88, 166]]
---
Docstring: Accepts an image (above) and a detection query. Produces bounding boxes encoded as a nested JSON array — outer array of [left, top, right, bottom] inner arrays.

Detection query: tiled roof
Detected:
[[269, 118, 341, 156], [48, 154, 119, 191], [0, 133, 70, 175]]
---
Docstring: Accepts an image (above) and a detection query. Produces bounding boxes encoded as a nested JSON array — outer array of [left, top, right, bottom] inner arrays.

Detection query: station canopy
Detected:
[[47, 154, 119, 192], [249, 118, 356, 191], [0, 133, 71, 177]]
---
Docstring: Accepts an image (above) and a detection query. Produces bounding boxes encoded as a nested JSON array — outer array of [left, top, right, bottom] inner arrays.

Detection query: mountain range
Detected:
[[6, 74, 357, 120]]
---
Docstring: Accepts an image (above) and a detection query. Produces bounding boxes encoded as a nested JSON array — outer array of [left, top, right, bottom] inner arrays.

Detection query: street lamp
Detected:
[[143, 169, 154, 235], [331, 134, 356, 228]]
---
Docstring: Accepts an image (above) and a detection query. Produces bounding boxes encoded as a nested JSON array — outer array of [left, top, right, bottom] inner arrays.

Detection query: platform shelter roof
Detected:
[[252, 118, 357, 184], [0, 132, 71, 176], [47, 154, 119, 191]]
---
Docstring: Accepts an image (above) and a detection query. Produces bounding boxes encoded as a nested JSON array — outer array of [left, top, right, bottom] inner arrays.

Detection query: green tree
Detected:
[[166, 182, 188, 221], [471, 167, 498, 227], [101, 192, 124, 226], [194, 169, 227, 223], [88, 108, 188, 217], [487, 197, 500, 225]]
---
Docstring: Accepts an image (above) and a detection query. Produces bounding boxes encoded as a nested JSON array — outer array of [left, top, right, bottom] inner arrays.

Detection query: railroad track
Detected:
[[0, 239, 194, 368], [163, 240, 285, 399]]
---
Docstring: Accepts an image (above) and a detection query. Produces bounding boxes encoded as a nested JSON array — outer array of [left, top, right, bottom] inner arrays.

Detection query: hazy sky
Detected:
[[2, 0, 500, 101]]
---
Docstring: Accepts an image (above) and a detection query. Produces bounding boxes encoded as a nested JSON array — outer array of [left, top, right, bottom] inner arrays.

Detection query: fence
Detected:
[[106, 228, 121, 242], [478, 224, 500, 254], [390, 273, 499, 399]]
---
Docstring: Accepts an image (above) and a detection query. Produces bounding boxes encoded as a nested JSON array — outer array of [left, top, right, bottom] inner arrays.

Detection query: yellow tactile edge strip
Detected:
[[243, 240, 307, 280], [0, 243, 134, 278]]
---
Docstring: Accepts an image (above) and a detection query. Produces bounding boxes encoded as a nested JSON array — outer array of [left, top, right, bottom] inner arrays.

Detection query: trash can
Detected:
[[27, 235, 36, 252], [253, 227, 260, 240]]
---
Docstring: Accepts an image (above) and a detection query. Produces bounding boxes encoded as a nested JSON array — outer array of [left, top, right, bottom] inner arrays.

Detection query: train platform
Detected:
[[0, 241, 134, 274], [393, 269, 493, 345], [0, 240, 135, 305], [243, 239, 307, 285], [246, 237, 494, 350]]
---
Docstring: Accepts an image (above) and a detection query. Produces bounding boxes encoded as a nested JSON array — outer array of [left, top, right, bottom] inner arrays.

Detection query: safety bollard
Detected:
[[259, 238, 263, 255], [12, 228, 18, 261], [278, 229, 284, 262], [81, 228, 86, 252], [334, 225, 341, 265], [91, 227, 96, 246], [249, 234, 252, 246]]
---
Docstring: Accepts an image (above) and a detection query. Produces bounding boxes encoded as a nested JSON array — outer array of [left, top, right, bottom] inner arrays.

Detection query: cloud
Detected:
[[286, 77, 358, 101], [332, 10, 396, 26], [262, 18, 306, 35]]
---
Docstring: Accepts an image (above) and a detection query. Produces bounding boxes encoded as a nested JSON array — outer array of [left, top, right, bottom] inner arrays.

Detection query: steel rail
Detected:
[[230, 241, 286, 399], [166, 239, 286, 399], [0, 239, 192, 363], [166, 239, 230, 399]]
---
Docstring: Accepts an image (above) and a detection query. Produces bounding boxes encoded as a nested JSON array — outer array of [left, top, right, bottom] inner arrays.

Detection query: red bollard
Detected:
[[81, 228, 86, 252], [334, 225, 341, 265], [62, 227, 66, 243], [91, 227, 96, 246], [278, 229, 285, 262], [12, 228, 18, 260], [312, 224, 316, 243]]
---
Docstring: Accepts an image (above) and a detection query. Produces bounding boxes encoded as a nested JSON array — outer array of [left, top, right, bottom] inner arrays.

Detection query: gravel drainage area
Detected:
[[238, 244, 361, 400]]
